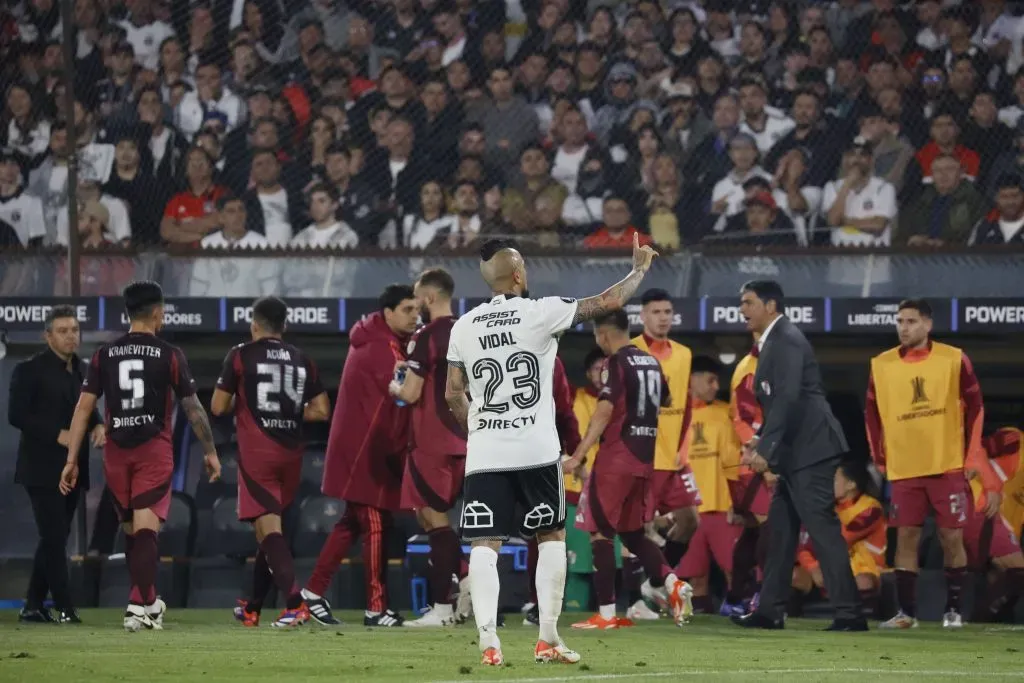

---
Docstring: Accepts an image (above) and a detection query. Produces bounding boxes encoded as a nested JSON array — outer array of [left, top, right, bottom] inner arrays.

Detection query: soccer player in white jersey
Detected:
[[445, 234, 658, 666]]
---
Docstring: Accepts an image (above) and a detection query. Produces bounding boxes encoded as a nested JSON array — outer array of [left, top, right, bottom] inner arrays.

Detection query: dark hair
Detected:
[[252, 296, 289, 334], [417, 267, 455, 297], [641, 288, 671, 306], [307, 182, 338, 201], [479, 238, 519, 261], [453, 178, 480, 195], [45, 304, 78, 331], [195, 55, 222, 73], [123, 281, 164, 320], [594, 309, 630, 331], [837, 457, 879, 500], [251, 146, 279, 161], [897, 298, 932, 318], [691, 355, 721, 375], [583, 347, 605, 372], [740, 280, 785, 309], [742, 176, 772, 192], [996, 172, 1024, 191], [487, 63, 512, 79], [378, 283, 416, 312], [216, 192, 245, 210], [931, 108, 957, 124]]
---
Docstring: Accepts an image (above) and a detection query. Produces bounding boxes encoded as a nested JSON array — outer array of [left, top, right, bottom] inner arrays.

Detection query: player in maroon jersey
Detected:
[[211, 296, 331, 628], [388, 268, 468, 626], [567, 309, 693, 628], [59, 281, 221, 632]]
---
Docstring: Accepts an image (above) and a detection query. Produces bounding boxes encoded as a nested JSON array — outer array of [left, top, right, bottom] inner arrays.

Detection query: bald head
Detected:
[[480, 248, 527, 295]]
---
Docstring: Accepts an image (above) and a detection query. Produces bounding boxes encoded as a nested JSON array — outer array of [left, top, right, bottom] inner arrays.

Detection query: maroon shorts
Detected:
[[728, 473, 771, 518], [575, 471, 650, 537], [103, 442, 174, 522], [889, 471, 970, 529], [964, 509, 1021, 568], [649, 466, 702, 516], [676, 511, 742, 578], [238, 452, 303, 522], [400, 450, 466, 512]]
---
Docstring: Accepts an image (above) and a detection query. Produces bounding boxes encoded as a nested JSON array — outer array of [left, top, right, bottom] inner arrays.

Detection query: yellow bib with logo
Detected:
[[565, 388, 600, 495], [689, 401, 740, 513], [729, 353, 758, 426], [632, 335, 692, 471], [871, 343, 964, 481]]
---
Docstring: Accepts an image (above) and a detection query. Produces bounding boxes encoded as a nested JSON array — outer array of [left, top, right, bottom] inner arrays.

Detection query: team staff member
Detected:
[[868, 298, 1002, 630], [301, 284, 419, 627], [676, 357, 743, 614], [631, 289, 700, 566], [8, 305, 104, 624]]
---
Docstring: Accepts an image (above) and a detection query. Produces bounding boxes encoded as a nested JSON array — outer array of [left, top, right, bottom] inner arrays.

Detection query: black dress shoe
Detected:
[[730, 611, 785, 630], [824, 617, 869, 632], [18, 608, 53, 624], [55, 608, 82, 624]]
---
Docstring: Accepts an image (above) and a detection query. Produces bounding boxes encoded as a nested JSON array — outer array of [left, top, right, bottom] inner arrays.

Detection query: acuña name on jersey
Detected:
[[447, 295, 578, 474]]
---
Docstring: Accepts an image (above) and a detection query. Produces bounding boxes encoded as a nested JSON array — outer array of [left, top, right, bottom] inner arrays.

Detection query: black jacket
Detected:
[[9, 348, 100, 490]]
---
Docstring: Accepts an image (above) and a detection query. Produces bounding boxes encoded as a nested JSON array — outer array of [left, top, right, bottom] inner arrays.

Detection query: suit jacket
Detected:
[[8, 348, 100, 490], [754, 316, 847, 473]]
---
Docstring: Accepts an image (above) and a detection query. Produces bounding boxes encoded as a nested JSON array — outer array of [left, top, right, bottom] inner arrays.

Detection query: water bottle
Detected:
[[394, 366, 408, 407]]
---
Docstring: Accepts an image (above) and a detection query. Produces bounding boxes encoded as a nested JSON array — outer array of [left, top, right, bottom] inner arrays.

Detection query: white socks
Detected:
[[536, 540, 567, 644], [469, 546, 501, 651], [598, 603, 616, 620], [300, 588, 321, 601], [433, 603, 454, 618]]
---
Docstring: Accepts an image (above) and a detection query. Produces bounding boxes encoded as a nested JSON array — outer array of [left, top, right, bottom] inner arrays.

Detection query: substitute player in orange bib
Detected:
[[867, 298, 1002, 629], [631, 289, 700, 568]]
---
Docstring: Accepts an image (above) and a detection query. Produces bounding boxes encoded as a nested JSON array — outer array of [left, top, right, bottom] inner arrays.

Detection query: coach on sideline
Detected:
[[8, 305, 105, 624], [730, 281, 866, 632]]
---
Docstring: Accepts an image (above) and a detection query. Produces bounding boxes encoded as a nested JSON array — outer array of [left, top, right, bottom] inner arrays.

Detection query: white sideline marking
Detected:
[[427, 668, 1022, 683]]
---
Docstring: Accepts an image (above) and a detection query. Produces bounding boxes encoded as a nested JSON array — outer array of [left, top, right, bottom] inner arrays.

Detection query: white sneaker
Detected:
[[878, 611, 918, 630], [455, 576, 473, 623], [146, 598, 166, 628], [123, 605, 160, 632], [942, 610, 964, 629], [406, 606, 455, 627], [626, 599, 660, 621], [641, 579, 670, 613]]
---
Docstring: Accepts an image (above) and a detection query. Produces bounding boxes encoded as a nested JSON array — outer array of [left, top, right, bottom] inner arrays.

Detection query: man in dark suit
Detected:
[[8, 305, 104, 624], [730, 281, 866, 631]]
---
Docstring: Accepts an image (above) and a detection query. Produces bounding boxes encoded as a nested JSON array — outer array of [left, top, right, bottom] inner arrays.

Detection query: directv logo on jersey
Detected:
[[112, 415, 156, 429], [476, 414, 537, 430], [0, 304, 89, 324], [965, 305, 1024, 325], [232, 306, 329, 325], [630, 425, 658, 437], [261, 417, 298, 430]]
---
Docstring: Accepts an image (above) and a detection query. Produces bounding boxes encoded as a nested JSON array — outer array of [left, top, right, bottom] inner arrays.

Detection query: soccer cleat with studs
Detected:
[[534, 640, 581, 664], [233, 599, 260, 627], [481, 647, 504, 666], [123, 604, 160, 632]]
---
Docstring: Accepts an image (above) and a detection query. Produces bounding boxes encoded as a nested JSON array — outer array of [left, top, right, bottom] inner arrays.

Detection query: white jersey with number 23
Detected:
[[447, 294, 578, 475]]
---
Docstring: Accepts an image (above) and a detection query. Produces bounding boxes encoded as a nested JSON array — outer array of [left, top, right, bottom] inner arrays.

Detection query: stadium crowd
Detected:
[[2, 0, 1024, 255]]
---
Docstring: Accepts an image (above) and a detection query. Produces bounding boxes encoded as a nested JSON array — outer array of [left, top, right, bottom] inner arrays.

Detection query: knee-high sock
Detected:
[[128, 530, 158, 606], [527, 537, 539, 604], [729, 526, 759, 601], [623, 555, 644, 603], [945, 566, 966, 613], [663, 540, 687, 568], [620, 530, 671, 588], [591, 539, 617, 609], [754, 524, 769, 583], [536, 540, 566, 644], [895, 569, 917, 617], [260, 532, 301, 609], [469, 546, 501, 651], [428, 526, 462, 608], [248, 550, 274, 612]]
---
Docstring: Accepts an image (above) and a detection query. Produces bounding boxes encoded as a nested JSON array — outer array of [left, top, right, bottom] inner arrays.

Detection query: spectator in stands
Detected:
[[3, 82, 50, 169], [704, 2, 738, 61], [135, 85, 188, 187], [502, 143, 567, 236], [432, 179, 483, 249], [897, 154, 985, 247], [160, 145, 227, 245], [734, 20, 769, 81], [321, 143, 379, 245], [917, 62, 949, 122], [764, 88, 839, 189], [390, 178, 449, 249], [575, 41, 606, 112], [102, 129, 163, 245], [190, 194, 277, 297], [550, 106, 608, 226], [118, 0, 176, 71], [176, 57, 243, 139], [291, 183, 357, 249], [345, 14, 398, 80], [945, 55, 981, 124], [362, 116, 425, 217], [963, 90, 1014, 188], [856, 105, 915, 195], [660, 79, 711, 169], [665, 8, 709, 75], [585, 6, 619, 55], [938, 7, 992, 90], [770, 148, 821, 246], [986, 119, 1024, 200], [96, 41, 138, 127], [156, 37, 190, 99], [245, 147, 305, 247], [56, 175, 131, 246], [972, 173, 1024, 245], [644, 153, 693, 248], [823, 138, 898, 249], [289, 1, 351, 55], [376, 0, 429, 57], [999, 71, 1024, 128], [594, 62, 655, 148], [72, 200, 116, 247], [582, 195, 652, 249], [225, 40, 265, 96], [718, 190, 797, 247], [243, 0, 289, 65], [470, 64, 539, 172], [711, 133, 771, 220], [912, 109, 981, 188], [738, 75, 794, 155], [419, 75, 463, 177], [915, 0, 944, 51], [684, 92, 740, 202], [27, 122, 69, 241]]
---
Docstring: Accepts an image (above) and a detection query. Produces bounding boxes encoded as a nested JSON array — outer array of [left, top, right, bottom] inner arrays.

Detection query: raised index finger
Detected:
[[632, 232, 639, 250]]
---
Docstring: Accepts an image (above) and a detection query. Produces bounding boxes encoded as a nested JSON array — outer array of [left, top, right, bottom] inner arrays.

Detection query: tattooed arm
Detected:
[[181, 395, 222, 481], [444, 363, 471, 433], [571, 233, 659, 326]]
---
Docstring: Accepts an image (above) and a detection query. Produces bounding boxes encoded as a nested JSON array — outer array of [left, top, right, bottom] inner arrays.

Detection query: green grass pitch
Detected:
[[0, 610, 1021, 682]]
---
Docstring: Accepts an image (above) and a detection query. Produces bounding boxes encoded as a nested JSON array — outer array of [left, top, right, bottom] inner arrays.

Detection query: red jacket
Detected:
[[321, 312, 411, 509]]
